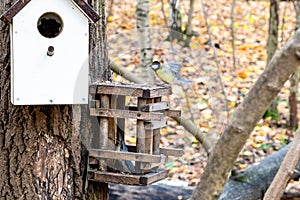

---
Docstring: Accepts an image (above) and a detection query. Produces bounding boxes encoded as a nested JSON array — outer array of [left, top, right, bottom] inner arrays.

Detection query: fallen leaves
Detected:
[[107, 0, 298, 188]]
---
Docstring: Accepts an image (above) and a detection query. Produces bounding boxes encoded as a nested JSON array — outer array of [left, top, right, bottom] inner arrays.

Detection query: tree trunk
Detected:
[[191, 30, 300, 200], [288, 1, 300, 130], [266, 0, 280, 65], [0, 0, 110, 199], [168, 0, 183, 42], [265, 0, 280, 121], [88, 0, 110, 199], [136, 0, 154, 82]]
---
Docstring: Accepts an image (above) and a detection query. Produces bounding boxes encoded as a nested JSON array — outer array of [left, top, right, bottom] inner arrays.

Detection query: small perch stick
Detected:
[[110, 60, 214, 154], [263, 128, 300, 200]]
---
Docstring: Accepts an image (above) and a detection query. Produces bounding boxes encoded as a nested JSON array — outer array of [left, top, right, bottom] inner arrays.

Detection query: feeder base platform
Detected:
[[88, 169, 169, 186]]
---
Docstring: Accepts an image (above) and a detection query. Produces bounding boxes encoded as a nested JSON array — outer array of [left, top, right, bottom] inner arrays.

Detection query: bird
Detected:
[[117, 132, 135, 173], [150, 59, 192, 85]]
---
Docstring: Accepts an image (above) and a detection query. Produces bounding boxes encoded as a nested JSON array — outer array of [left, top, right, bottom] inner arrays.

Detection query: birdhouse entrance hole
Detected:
[[37, 12, 63, 38]]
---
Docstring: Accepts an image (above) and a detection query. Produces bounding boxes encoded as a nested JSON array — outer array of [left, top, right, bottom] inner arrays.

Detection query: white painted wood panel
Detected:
[[11, 0, 89, 105]]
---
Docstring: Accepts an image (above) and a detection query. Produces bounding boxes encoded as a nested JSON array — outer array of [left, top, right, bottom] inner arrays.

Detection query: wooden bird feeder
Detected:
[[88, 82, 183, 186]]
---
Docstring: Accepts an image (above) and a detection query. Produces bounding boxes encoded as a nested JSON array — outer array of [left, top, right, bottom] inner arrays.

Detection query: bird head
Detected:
[[150, 61, 161, 71]]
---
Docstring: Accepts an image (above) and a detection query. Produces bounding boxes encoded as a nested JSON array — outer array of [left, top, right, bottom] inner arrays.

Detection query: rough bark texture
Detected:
[[89, 0, 110, 83], [136, 0, 154, 82], [0, 0, 110, 199], [266, 0, 279, 65], [87, 0, 110, 199], [191, 30, 300, 200], [0, 0, 83, 198], [288, 1, 300, 130]]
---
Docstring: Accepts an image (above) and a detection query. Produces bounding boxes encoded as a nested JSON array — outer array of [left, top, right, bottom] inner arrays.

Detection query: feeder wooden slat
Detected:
[[89, 149, 165, 163], [140, 169, 169, 185], [160, 147, 184, 157], [144, 119, 166, 130], [90, 108, 164, 120], [89, 83, 172, 98], [140, 101, 169, 112], [125, 145, 183, 157], [89, 169, 169, 185], [165, 110, 181, 117]]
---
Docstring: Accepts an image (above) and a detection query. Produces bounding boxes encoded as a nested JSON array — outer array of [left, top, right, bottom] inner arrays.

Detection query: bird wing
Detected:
[[165, 61, 182, 75]]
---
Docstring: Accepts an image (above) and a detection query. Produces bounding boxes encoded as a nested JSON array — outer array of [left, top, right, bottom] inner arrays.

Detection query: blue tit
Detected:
[[150, 59, 192, 84], [118, 132, 135, 173]]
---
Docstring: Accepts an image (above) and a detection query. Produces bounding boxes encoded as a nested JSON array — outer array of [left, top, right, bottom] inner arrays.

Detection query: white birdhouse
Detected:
[[1, 0, 100, 105]]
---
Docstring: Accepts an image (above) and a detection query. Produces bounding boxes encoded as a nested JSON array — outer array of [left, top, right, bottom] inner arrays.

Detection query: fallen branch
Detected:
[[220, 144, 300, 200], [264, 129, 300, 200], [109, 59, 213, 153]]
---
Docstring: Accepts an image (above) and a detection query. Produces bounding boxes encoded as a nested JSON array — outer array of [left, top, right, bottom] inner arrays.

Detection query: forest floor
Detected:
[[106, 0, 300, 195]]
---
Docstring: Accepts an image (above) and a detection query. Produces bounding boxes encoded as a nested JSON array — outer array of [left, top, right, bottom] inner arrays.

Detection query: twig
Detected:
[[230, 0, 236, 71], [110, 60, 213, 154], [263, 128, 300, 200], [181, 85, 196, 124], [161, 0, 168, 27], [200, 0, 229, 119]]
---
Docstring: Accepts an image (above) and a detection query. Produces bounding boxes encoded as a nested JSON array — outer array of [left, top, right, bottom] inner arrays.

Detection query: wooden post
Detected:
[[153, 97, 161, 155], [145, 98, 154, 154], [116, 95, 125, 142], [136, 97, 147, 173], [100, 94, 110, 151]]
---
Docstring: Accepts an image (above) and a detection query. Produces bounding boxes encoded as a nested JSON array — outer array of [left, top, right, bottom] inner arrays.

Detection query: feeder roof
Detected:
[[0, 0, 100, 24]]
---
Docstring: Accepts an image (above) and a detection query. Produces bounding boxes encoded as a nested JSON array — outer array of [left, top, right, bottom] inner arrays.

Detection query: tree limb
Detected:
[[191, 29, 300, 200]]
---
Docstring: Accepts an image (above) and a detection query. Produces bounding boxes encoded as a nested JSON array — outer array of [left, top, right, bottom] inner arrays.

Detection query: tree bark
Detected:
[[267, 0, 280, 65], [191, 30, 300, 200], [0, 0, 110, 199], [87, 0, 110, 199], [265, 0, 280, 121], [0, 2, 83, 199], [136, 0, 154, 82], [288, 1, 300, 130]]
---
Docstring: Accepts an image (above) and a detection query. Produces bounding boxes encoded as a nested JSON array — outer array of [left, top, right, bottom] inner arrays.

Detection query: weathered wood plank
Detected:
[[126, 145, 183, 157], [89, 149, 163, 163], [91, 171, 141, 185], [124, 106, 181, 118], [145, 98, 154, 154], [153, 97, 162, 155], [90, 108, 163, 120], [116, 95, 125, 142], [165, 110, 181, 117], [89, 83, 172, 98], [144, 119, 166, 130], [160, 147, 184, 157], [140, 169, 169, 185], [140, 101, 170, 112], [100, 95, 110, 151], [140, 154, 167, 170], [136, 98, 147, 173], [89, 169, 169, 185]]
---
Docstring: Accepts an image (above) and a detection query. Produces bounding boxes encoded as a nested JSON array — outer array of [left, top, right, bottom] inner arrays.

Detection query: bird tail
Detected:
[[174, 78, 193, 85]]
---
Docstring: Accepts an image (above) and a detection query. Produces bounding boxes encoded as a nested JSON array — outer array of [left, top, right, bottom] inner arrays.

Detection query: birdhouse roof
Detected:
[[0, 0, 100, 24]]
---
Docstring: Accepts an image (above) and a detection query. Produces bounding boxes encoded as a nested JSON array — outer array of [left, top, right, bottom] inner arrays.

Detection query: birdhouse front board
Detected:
[[1, 0, 100, 105]]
